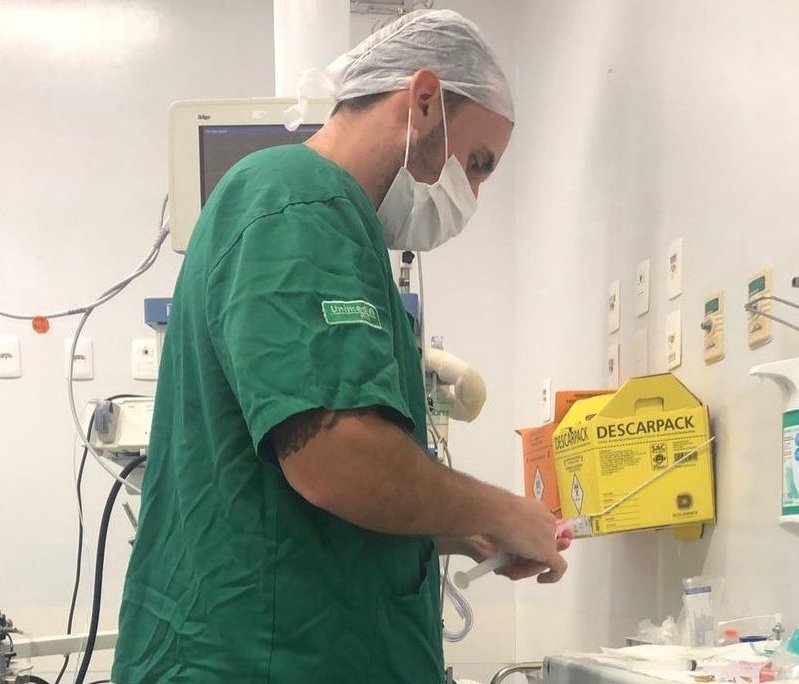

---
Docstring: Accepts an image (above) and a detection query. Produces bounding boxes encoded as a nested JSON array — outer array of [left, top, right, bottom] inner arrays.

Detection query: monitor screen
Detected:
[[198, 123, 320, 205]]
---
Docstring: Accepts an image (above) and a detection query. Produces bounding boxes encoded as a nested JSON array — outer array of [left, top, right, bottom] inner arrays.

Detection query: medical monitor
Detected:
[[168, 98, 331, 253]]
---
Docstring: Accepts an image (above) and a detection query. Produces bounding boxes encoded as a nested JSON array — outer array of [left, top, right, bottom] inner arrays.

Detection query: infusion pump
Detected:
[[87, 397, 154, 491]]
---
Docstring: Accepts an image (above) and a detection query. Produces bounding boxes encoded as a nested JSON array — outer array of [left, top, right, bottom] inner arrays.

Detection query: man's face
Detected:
[[407, 99, 513, 198]]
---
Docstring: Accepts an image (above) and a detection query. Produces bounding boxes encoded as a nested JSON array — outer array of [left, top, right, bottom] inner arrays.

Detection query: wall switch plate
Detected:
[[634, 328, 649, 376], [65, 338, 94, 380], [608, 280, 621, 333], [132, 338, 158, 381], [542, 377, 552, 423], [666, 309, 682, 369], [607, 343, 620, 388], [703, 291, 725, 364], [635, 259, 651, 316], [747, 267, 773, 349], [667, 238, 683, 300], [0, 335, 21, 378]]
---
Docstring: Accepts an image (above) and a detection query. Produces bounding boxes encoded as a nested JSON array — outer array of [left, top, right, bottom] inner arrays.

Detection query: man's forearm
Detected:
[[275, 410, 517, 540]]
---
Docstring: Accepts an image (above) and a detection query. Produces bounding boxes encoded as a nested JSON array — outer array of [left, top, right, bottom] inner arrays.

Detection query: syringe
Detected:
[[453, 552, 513, 590], [452, 516, 593, 590]]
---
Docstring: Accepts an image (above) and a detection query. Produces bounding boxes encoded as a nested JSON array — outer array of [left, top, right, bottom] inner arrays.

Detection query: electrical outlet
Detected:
[[702, 291, 725, 364], [666, 238, 683, 300], [132, 338, 158, 381], [634, 328, 649, 376], [0, 335, 21, 378], [65, 338, 94, 380], [608, 280, 621, 333], [607, 343, 620, 388], [666, 309, 682, 369], [635, 259, 650, 316], [747, 268, 773, 349]]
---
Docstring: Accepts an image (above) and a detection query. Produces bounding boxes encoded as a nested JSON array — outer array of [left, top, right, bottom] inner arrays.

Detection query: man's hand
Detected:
[[439, 531, 572, 584], [484, 497, 570, 583]]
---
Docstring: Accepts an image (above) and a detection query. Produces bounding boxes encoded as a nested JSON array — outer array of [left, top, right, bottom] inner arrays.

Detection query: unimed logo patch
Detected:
[[322, 300, 382, 330]]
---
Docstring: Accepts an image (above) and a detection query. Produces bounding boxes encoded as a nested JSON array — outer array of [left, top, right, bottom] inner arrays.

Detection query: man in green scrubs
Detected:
[[113, 9, 570, 683]]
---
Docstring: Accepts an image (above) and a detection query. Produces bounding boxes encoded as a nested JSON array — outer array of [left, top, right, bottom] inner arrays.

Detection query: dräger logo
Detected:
[[553, 426, 589, 450], [597, 416, 695, 439]]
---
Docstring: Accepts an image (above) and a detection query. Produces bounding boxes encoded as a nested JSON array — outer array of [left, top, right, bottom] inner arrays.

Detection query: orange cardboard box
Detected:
[[518, 390, 614, 514]]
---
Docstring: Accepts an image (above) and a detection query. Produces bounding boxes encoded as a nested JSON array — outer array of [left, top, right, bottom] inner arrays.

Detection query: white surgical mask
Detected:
[[377, 90, 478, 251]]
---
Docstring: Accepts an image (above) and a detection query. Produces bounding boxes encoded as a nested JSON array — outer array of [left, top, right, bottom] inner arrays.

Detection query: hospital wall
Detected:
[[0, 0, 519, 680], [513, 0, 799, 661]]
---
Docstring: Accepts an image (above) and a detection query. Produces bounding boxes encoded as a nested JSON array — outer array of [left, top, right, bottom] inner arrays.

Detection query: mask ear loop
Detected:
[[440, 86, 449, 160], [403, 108, 412, 168]]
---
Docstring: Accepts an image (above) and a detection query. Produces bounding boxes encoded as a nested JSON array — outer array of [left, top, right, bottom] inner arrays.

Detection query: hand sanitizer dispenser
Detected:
[[750, 358, 799, 524]]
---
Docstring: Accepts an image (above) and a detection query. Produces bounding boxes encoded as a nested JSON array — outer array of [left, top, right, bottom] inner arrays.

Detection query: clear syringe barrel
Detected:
[[453, 552, 513, 590]]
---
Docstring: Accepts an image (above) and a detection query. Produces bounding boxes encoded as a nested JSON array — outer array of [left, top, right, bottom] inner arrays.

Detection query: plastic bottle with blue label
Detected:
[[772, 628, 799, 679], [682, 576, 715, 647], [750, 358, 799, 524]]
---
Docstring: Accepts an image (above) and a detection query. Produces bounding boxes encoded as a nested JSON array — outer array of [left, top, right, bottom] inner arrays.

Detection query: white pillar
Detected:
[[273, 0, 351, 98]]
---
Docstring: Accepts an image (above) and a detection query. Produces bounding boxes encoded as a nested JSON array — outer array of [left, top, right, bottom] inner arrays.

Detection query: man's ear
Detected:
[[407, 69, 442, 144]]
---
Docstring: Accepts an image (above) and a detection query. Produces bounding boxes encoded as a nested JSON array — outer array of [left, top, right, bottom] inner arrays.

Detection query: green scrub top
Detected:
[[112, 145, 444, 683]]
